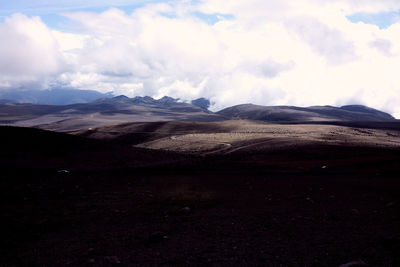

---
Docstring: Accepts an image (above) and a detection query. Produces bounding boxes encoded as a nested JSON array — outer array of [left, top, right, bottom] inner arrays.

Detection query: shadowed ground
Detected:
[[1, 124, 400, 266]]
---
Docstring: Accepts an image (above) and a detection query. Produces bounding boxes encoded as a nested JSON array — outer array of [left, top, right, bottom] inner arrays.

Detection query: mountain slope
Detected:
[[0, 96, 225, 131], [1, 97, 396, 132], [0, 88, 113, 105], [217, 104, 395, 122]]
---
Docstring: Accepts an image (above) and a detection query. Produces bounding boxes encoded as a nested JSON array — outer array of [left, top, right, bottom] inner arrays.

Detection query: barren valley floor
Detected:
[[1, 122, 400, 266]]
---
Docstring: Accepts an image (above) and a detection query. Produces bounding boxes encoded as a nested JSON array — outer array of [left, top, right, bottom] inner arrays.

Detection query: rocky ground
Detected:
[[1, 125, 400, 266]]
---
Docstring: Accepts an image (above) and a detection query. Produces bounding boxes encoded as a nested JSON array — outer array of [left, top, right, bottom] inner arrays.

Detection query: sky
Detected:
[[1, 0, 400, 117]]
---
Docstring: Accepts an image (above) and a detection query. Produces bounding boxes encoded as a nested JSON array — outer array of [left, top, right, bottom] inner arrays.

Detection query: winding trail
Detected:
[[223, 139, 275, 154], [155, 135, 285, 155], [201, 142, 232, 156]]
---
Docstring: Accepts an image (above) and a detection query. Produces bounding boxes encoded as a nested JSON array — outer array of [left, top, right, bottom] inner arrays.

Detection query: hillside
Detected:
[[0, 96, 225, 131], [217, 104, 395, 122], [0, 97, 397, 132], [76, 120, 400, 156]]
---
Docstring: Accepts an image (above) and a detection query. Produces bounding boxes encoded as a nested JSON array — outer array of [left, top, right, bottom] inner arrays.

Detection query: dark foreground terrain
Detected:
[[1, 125, 400, 266]]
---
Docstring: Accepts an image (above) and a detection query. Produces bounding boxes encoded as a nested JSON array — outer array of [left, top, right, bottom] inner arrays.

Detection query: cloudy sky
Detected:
[[1, 0, 400, 116]]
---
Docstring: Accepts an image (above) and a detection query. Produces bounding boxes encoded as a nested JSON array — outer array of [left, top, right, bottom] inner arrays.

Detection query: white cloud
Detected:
[[0, 14, 65, 88], [327, 0, 400, 14], [369, 38, 393, 56], [285, 17, 358, 65], [0, 1, 400, 117]]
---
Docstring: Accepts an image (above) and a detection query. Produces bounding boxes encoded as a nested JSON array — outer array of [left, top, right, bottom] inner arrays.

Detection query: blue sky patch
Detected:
[[0, 1, 235, 29], [0, 0, 160, 14], [193, 12, 234, 25], [347, 11, 400, 29], [0, 0, 161, 25]]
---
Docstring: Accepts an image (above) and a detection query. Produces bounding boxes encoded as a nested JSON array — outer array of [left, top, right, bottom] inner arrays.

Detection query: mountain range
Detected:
[[0, 88, 113, 105], [0, 95, 223, 131], [0, 95, 396, 132]]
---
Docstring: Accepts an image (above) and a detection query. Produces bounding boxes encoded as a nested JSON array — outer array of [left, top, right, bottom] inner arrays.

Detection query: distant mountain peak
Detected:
[[158, 96, 178, 101], [129, 96, 155, 105], [191, 98, 211, 110], [114, 95, 129, 100], [142, 96, 154, 101]]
